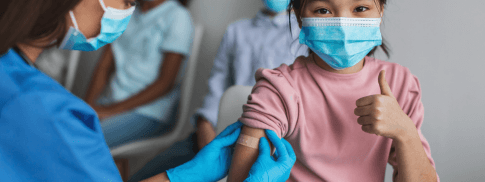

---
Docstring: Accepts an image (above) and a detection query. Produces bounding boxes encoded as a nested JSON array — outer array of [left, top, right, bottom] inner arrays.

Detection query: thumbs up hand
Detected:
[[353, 70, 417, 140]]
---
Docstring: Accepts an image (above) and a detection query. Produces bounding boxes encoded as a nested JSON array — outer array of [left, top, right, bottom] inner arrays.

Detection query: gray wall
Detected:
[[375, 0, 485, 181], [72, 0, 485, 181]]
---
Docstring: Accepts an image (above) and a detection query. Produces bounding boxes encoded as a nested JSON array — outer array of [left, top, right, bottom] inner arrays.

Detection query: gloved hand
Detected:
[[166, 121, 243, 182], [244, 130, 297, 182]]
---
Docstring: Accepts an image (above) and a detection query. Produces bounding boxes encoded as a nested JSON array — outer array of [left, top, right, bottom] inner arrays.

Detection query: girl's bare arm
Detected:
[[227, 125, 273, 182]]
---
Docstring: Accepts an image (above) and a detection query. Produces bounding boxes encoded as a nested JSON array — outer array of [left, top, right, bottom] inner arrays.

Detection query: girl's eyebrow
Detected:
[[310, 0, 373, 2]]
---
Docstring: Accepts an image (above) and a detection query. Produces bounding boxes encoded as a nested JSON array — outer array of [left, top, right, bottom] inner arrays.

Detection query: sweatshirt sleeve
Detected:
[[388, 74, 440, 182], [238, 68, 300, 139]]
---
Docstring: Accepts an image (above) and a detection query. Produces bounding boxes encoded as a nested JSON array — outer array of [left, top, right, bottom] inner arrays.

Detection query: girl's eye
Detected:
[[354, 6, 369, 12], [316, 8, 331, 14], [126, 0, 138, 7]]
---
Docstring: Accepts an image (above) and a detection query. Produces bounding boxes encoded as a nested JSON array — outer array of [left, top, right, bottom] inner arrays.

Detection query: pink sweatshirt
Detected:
[[239, 56, 439, 181]]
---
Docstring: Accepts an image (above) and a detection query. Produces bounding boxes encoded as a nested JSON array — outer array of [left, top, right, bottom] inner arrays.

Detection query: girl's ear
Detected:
[[380, 11, 384, 25]]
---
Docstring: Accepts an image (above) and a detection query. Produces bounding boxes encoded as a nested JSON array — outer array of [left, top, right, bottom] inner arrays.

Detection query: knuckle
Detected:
[[376, 96, 385, 103], [374, 107, 382, 116], [373, 95, 380, 102], [373, 124, 382, 132]]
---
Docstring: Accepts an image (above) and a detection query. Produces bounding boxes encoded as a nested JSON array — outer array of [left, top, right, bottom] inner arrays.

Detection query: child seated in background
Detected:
[[228, 0, 440, 181], [84, 0, 193, 148]]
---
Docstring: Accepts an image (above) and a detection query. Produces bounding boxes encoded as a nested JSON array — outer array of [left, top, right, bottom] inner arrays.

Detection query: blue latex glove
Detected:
[[244, 130, 297, 182], [166, 121, 243, 182]]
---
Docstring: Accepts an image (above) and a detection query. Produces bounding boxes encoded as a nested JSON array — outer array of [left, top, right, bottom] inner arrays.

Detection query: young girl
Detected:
[[228, 0, 440, 181]]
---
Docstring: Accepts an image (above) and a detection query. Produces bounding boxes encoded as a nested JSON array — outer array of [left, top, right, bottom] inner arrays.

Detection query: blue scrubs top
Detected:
[[0, 49, 122, 182]]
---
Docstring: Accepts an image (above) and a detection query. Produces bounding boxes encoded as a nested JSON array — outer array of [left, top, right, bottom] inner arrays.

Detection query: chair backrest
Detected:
[[216, 85, 253, 135], [175, 24, 204, 136], [65, 50, 81, 91]]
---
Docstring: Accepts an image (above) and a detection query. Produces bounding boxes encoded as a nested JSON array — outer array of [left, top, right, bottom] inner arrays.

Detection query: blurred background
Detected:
[[39, 0, 485, 181]]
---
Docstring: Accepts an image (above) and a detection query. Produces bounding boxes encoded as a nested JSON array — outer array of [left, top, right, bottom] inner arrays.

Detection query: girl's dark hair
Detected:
[[178, 0, 191, 7], [0, 0, 82, 54], [138, 0, 192, 7], [288, 0, 390, 58]]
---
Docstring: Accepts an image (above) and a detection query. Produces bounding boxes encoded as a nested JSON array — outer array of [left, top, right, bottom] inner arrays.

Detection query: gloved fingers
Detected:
[[215, 127, 242, 147], [282, 139, 297, 162], [258, 137, 271, 157], [265, 130, 289, 162], [272, 147, 280, 160], [216, 121, 243, 139]]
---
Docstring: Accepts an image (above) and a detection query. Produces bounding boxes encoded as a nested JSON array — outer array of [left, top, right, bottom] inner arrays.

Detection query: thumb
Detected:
[[378, 70, 393, 97], [216, 128, 241, 147]]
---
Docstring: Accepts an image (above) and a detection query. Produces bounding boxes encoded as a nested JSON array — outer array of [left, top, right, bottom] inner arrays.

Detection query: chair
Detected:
[[109, 24, 204, 177], [216, 85, 253, 134], [216, 85, 253, 182], [65, 50, 81, 91]]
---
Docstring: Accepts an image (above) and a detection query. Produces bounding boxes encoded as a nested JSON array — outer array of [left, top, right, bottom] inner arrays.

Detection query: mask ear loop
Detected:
[[98, 0, 108, 11], [69, 11, 80, 30]]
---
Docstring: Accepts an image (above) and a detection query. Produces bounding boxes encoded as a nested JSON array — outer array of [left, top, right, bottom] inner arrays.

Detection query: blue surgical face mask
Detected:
[[262, 0, 290, 13], [59, 0, 135, 51], [299, 17, 382, 70]]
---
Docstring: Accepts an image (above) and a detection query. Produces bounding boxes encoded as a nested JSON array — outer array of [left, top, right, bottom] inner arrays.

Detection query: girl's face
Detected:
[[295, 0, 383, 28], [69, 0, 137, 39]]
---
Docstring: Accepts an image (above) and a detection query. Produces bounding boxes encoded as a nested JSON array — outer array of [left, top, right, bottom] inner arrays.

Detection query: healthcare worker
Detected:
[[129, 0, 307, 180], [0, 0, 295, 181]]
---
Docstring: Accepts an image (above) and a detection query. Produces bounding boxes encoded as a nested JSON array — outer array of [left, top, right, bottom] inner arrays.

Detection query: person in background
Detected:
[[127, 0, 307, 181], [84, 0, 193, 148]]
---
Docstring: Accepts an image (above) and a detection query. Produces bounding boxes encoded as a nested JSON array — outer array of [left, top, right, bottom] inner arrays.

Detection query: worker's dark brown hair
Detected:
[[0, 0, 82, 54]]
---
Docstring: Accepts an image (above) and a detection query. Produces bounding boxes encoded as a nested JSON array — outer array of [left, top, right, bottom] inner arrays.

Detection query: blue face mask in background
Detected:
[[59, 0, 135, 51], [262, 0, 290, 13], [299, 17, 382, 70]]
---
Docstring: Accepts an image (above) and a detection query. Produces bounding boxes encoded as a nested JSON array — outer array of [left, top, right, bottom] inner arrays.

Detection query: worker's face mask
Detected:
[[262, 0, 290, 13], [299, 17, 382, 70], [59, 0, 135, 51]]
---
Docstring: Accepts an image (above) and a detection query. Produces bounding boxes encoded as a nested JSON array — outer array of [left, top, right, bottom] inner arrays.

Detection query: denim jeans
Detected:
[[101, 111, 173, 148]]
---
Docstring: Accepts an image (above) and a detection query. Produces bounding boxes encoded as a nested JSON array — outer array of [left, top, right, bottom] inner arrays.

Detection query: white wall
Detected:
[[72, 0, 485, 181], [376, 0, 485, 181]]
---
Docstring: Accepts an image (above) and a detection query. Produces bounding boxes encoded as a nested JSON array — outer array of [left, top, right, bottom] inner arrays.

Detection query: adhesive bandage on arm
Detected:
[[237, 134, 260, 149]]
